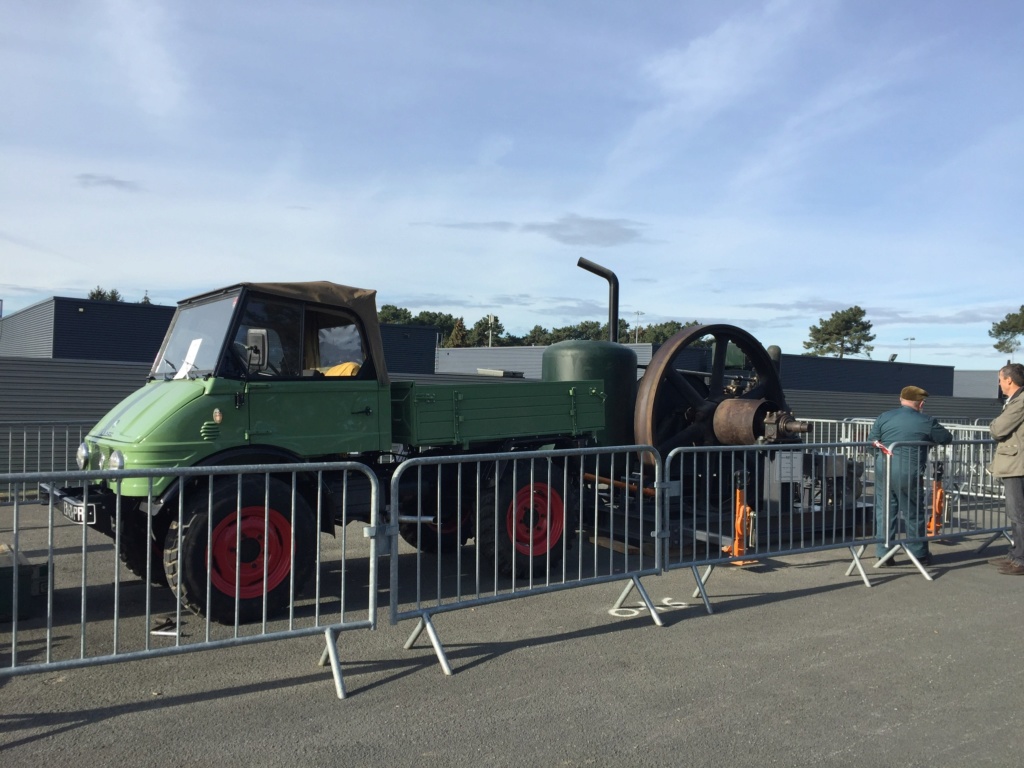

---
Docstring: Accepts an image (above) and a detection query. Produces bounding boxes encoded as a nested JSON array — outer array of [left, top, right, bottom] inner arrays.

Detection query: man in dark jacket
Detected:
[[868, 386, 953, 565], [989, 363, 1024, 574]]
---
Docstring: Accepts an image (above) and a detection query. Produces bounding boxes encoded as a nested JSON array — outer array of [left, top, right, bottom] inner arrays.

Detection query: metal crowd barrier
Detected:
[[2, 436, 1010, 697], [1, 421, 93, 505], [866, 439, 1006, 580], [800, 418, 876, 445], [663, 441, 880, 605], [0, 462, 379, 699], [945, 423, 994, 442], [387, 445, 663, 674]]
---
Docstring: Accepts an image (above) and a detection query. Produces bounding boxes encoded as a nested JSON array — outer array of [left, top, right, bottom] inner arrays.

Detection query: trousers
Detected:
[[874, 459, 928, 558], [1003, 476, 1024, 564]]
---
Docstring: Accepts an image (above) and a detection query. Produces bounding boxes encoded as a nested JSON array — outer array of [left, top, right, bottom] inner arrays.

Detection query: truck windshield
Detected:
[[151, 295, 238, 379]]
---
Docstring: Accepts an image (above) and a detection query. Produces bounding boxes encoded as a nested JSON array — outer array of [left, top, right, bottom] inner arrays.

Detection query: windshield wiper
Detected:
[[157, 359, 178, 380]]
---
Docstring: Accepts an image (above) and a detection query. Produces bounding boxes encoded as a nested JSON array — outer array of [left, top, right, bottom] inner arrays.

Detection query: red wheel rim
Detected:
[[209, 505, 293, 598], [433, 507, 472, 536], [506, 483, 565, 556]]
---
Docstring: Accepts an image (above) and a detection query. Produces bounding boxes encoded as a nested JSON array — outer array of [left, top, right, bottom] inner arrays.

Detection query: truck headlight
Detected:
[[108, 450, 126, 470], [76, 442, 90, 470]]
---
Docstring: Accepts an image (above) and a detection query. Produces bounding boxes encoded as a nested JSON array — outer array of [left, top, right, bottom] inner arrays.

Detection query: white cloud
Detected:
[[98, 0, 187, 119], [1, 1, 1022, 371]]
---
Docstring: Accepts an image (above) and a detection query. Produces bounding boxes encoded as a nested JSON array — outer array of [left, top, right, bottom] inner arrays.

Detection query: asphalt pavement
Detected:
[[2, 532, 1022, 767]]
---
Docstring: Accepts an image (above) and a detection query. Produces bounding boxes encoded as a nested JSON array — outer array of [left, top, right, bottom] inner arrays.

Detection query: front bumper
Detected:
[[38, 483, 108, 526]]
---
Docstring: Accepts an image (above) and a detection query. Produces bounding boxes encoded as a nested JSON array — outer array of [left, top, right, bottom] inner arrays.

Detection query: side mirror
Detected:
[[245, 328, 270, 372]]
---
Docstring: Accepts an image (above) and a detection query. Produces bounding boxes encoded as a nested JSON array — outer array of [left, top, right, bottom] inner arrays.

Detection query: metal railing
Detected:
[[800, 418, 876, 445], [0, 421, 93, 505], [2, 428, 1009, 697], [662, 441, 879, 605], [387, 445, 663, 674], [1, 462, 379, 698], [867, 439, 1006, 580]]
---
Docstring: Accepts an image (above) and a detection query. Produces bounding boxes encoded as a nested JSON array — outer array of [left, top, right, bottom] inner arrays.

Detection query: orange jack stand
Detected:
[[927, 476, 945, 537], [926, 461, 946, 537], [722, 486, 756, 565]]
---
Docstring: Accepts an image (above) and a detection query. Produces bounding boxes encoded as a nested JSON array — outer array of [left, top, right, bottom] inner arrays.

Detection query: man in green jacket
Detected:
[[868, 385, 953, 565], [990, 363, 1024, 574]]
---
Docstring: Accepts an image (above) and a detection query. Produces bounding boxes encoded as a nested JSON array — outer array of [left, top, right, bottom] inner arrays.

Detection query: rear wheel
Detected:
[[478, 461, 575, 577], [163, 476, 316, 624]]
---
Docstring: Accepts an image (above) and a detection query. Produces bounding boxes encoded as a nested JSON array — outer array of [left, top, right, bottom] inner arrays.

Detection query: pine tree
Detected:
[[989, 306, 1024, 356], [803, 306, 875, 358], [444, 317, 468, 348]]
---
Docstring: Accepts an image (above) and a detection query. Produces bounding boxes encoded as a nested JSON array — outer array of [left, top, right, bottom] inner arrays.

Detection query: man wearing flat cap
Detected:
[[868, 385, 953, 565]]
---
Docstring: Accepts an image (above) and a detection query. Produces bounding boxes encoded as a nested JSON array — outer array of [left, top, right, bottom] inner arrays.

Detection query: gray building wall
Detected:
[[51, 298, 175, 362], [436, 344, 654, 379], [437, 345, 956, 396], [0, 300, 1004, 432], [776, 355, 953, 396], [785, 390, 1000, 424], [0, 297, 175, 363], [434, 345, 1002, 424], [0, 357, 151, 423], [0, 300, 54, 357], [380, 324, 438, 374], [954, 369, 1001, 399]]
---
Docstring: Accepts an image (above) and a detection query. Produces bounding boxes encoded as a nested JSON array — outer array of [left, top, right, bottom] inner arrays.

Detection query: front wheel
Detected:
[[397, 464, 473, 555], [478, 461, 576, 578], [163, 476, 316, 624], [118, 507, 170, 587]]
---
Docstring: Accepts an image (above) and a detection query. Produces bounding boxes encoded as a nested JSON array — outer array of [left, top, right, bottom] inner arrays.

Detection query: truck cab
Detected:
[[73, 281, 392, 490]]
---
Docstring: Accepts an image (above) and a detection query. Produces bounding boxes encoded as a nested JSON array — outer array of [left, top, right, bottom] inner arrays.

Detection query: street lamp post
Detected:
[[634, 311, 645, 344], [904, 336, 915, 362]]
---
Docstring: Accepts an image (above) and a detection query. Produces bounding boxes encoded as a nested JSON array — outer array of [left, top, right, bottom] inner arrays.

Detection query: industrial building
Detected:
[[0, 295, 1004, 425]]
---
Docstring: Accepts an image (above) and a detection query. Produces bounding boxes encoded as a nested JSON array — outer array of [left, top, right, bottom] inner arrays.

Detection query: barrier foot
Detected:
[[320, 626, 347, 700], [845, 545, 872, 587], [404, 617, 426, 650], [612, 576, 663, 627], [405, 613, 453, 676], [873, 545, 900, 569], [976, 530, 1014, 557], [903, 547, 935, 582], [691, 565, 713, 614]]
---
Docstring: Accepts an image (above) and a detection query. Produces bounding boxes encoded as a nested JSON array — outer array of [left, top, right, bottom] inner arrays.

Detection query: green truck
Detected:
[[45, 280, 608, 623]]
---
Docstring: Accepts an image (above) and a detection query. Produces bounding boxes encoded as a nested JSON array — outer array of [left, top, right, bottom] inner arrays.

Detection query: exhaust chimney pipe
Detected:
[[577, 257, 619, 343]]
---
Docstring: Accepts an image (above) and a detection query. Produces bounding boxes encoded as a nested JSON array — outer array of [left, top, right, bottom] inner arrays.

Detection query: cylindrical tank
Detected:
[[542, 340, 638, 447]]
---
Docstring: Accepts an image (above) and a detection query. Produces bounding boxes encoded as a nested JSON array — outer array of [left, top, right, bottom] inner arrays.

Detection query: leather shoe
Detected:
[[989, 556, 1011, 566], [998, 561, 1024, 575], [875, 557, 898, 568]]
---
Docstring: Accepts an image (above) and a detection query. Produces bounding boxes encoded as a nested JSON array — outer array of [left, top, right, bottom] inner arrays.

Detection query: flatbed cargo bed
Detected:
[[390, 377, 605, 448]]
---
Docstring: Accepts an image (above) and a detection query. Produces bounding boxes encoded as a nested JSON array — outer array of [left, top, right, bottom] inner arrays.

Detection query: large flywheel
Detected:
[[634, 324, 807, 459]]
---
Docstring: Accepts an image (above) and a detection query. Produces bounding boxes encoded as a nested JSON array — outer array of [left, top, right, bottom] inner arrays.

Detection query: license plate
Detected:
[[61, 498, 96, 525]]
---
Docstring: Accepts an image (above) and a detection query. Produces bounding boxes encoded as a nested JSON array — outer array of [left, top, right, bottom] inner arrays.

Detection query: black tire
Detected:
[[118, 508, 170, 587], [396, 465, 473, 554], [163, 476, 317, 625], [478, 460, 576, 578]]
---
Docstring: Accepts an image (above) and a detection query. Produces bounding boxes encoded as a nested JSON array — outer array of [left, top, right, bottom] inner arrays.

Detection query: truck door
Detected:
[[246, 378, 387, 456], [236, 298, 389, 456]]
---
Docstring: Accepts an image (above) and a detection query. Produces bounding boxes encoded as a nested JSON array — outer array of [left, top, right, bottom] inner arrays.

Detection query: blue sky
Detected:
[[2, 0, 1022, 370]]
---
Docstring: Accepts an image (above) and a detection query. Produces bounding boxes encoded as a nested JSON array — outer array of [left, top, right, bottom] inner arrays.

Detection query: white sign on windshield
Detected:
[[174, 338, 202, 379]]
